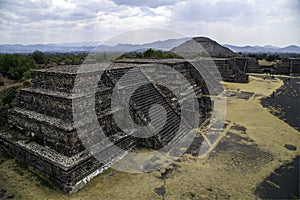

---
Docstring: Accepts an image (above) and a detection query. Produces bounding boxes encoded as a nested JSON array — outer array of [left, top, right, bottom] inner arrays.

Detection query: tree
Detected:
[[0, 54, 18, 75], [1, 87, 17, 108], [32, 51, 47, 64], [143, 48, 155, 58], [265, 54, 280, 62], [0, 54, 36, 80]]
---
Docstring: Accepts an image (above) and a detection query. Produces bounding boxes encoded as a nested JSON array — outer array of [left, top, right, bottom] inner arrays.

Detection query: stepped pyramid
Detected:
[[172, 37, 238, 58], [171, 37, 249, 83], [0, 60, 213, 193]]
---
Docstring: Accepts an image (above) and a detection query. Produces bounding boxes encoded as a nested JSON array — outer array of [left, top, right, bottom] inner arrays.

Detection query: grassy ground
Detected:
[[0, 75, 299, 199], [258, 59, 278, 66], [0, 75, 29, 94]]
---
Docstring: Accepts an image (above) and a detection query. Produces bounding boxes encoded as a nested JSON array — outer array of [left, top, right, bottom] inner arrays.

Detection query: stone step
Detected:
[[134, 95, 168, 108], [0, 131, 131, 194], [18, 88, 74, 122], [8, 108, 121, 154], [148, 111, 177, 129], [18, 87, 113, 122], [163, 128, 188, 147], [147, 105, 173, 118], [163, 125, 190, 147], [6, 108, 88, 156], [131, 87, 158, 97], [32, 64, 107, 93]]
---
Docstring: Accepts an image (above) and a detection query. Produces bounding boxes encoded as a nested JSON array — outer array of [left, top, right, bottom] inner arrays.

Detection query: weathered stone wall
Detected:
[[18, 88, 73, 122], [7, 108, 83, 156], [274, 58, 300, 75], [290, 58, 300, 75], [114, 58, 249, 83], [232, 57, 300, 76], [213, 59, 248, 83], [0, 132, 122, 193], [231, 57, 263, 73], [101, 61, 212, 149]]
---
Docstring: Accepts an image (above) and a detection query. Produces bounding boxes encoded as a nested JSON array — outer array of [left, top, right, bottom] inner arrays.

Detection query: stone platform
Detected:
[[1, 60, 215, 193]]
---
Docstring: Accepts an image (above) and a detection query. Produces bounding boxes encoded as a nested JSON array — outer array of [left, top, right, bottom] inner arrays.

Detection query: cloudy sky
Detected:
[[0, 0, 299, 46]]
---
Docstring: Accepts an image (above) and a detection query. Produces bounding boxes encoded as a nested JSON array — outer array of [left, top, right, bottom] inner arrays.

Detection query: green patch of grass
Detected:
[[26, 169, 55, 190], [13, 167, 25, 176]]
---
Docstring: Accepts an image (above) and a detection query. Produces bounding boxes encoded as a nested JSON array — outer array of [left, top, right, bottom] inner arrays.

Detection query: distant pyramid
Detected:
[[171, 37, 238, 58]]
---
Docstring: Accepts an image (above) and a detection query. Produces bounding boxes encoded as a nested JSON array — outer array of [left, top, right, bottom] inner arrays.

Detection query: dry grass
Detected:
[[0, 75, 299, 199], [0, 75, 27, 94], [258, 59, 278, 66]]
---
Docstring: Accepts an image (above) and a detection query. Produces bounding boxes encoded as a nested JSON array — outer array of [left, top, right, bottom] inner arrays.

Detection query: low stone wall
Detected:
[[114, 58, 249, 83], [0, 131, 107, 193], [233, 57, 300, 76], [7, 108, 83, 156], [274, 58, 300, 75], [231, 57, 263, 74]]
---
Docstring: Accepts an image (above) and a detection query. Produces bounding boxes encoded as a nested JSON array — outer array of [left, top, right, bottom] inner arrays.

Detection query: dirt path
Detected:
[[0, 76, 24, 94]]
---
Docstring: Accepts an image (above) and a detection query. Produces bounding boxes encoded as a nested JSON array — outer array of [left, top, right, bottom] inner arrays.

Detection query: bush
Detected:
[[0, 87, 17, 108], [0, 106, 8, 126], [265, 54, 280, 62], [32, 51, 47, 64], [0, 87, 17, 125], [0, 54, 36, 80], [120, 49, 183, 59], [0, 79, 4, 86], [22, 69, 32, 80]]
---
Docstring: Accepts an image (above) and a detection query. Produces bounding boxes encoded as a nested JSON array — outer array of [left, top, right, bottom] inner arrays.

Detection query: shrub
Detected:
[[0, 87, 17, 125], [22, 69, 32, 80], [120, 49, 183, 59], [0, 54, 36, 80], [0, 87, 17, 108]]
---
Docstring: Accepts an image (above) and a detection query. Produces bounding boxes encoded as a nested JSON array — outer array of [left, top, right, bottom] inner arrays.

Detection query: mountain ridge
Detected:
[[1, 38, 299, 54], [223, 44, 300, 54]]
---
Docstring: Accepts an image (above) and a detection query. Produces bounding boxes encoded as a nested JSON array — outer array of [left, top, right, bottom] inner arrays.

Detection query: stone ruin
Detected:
[[273, 58, 300, 75], [171, 37, 300, 78], [233, 57, 300, 75], [4, 37, 297, 194], [230, 57, 263, 74], [171, 37, 250, 83], [207, 58, 249, 83], [0, 59, 216, 193]]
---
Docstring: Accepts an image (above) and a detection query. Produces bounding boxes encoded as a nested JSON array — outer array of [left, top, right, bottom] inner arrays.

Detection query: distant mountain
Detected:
[[50, 41, 101, 47], [279, 45, 300, 53], [0, 38, 191, 54], [1, 38, 299, 54], [0, 44, 94, 53], [223, 44, 300, 54], [263, 45, 280, 50]]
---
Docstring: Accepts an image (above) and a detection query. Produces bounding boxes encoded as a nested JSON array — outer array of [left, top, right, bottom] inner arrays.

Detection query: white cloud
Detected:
[[110, 0, 180, 8], [0, 0, 299, 46]]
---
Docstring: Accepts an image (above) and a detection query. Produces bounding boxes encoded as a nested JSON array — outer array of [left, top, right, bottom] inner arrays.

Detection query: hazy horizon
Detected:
[[0, 36, 299, 48]]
